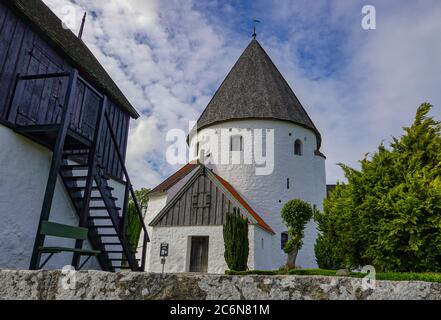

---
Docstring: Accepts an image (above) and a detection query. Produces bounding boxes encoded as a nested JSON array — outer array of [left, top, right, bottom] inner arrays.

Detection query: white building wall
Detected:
[[190, 119, 326, 269], [148, 225, 257, 274], [0, 125, 101, 270], [140, 193, 167, 269], [140, 166, 199, 269], [253, 226, 275, 270]]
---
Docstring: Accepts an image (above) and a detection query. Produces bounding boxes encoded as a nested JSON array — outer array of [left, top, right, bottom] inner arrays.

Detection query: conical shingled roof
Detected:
[[196, 39, 322, 148]]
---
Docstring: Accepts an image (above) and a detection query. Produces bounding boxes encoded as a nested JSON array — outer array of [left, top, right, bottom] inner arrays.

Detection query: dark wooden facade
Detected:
[[151, 168, 238, 227], [0, 2, 130, 179]]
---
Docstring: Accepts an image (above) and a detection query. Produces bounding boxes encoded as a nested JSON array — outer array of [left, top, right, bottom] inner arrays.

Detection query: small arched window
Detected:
[[230, 135, 243, 152], [294, 139, 303, 156], [195, 142, 200, 157]]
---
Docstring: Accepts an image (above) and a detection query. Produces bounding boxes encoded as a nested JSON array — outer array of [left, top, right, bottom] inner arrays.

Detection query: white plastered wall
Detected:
[[148, 225, 258, 274], [0, 125, 101, 270], [139, 166, 199, 269], [189, 119, 327, 269]]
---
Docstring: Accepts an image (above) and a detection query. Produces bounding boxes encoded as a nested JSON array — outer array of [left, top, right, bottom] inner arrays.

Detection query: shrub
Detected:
[[281, 199, 314, 267], [223, 208, 249, 271], [315, 103, 441, 272]]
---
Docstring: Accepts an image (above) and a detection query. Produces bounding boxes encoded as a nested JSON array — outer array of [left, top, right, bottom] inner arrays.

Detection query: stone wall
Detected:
[[1, 270, 440, 300]]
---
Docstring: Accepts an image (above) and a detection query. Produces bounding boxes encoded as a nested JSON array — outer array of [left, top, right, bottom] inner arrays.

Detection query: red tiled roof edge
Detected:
[[211, 172, 275, 234], [150, 162, 199, 194]]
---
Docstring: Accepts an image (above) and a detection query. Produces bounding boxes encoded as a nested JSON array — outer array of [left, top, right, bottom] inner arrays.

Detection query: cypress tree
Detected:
[[223, 208, 249, 271]]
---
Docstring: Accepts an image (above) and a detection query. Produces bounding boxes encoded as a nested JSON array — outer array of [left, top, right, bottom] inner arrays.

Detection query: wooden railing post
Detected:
[[29, 70, 78, 270], [141, 230, 148, 271], [121, 182, 130, 238], [71, 95, 107, 269]]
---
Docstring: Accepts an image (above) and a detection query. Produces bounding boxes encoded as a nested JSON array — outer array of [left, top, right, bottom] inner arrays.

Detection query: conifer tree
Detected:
[[315, 103, 441, 272], [223, 208, 249, 271]]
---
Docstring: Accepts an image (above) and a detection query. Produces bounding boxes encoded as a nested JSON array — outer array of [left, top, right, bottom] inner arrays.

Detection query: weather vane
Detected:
[[252, 17, 260, 39]]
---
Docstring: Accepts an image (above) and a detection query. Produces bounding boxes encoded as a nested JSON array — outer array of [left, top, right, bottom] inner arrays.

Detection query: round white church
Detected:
[[142, 38, 326, 273]]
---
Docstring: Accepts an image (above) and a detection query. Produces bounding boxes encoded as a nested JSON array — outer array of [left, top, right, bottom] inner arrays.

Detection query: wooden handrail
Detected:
[[103, 111, 149, 270]]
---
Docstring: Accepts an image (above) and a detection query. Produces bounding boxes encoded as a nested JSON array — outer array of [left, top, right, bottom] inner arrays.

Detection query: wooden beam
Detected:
[[29, 69, 78, 270]]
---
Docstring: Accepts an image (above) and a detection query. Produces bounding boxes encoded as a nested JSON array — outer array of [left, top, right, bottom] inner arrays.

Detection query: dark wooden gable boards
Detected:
[[150, 166, 258, 228]]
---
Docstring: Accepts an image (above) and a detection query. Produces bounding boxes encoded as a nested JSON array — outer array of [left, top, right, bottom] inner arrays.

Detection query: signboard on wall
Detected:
[[160, 243, 169, 257]]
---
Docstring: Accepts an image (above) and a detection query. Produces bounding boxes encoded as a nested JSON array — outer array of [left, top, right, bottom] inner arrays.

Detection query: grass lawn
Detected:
[[225, 269, 441, 283]]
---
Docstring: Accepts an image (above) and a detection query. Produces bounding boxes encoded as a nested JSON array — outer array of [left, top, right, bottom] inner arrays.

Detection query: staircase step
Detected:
[[64, 176, 88, 182], [105, 251, 124, 253], [63, 152, 103, 159], [102, 242, 122, 246], [61, 164, 89, 170], [74, 196, 117, 202], [109, 258, 128, 261], [63, 152, 89, 158], [70, 186, 114, 192], [90, 206, 121, 211], [91, 225, 115, 229], [98, 234, 118, 237], [88, 216, 111, 220], [89, 196, 104, 201], [71, 186, 99, 192]]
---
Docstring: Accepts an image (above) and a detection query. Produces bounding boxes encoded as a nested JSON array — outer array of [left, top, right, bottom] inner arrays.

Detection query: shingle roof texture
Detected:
[[197, 39, 321, 147]]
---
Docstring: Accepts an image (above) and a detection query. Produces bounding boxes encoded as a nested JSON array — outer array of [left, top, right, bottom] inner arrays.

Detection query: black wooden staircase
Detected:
[[11, 70, 149, 272], [60, 150, 142, 271]]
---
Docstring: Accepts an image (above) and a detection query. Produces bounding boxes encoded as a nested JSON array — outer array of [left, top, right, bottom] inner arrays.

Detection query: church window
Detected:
[[281, 232, 288, 250], [287, 178, 290, 189], [261, 238, 264, 249], [294, 139, 303, 156], [230, 135, 243, 151], [195, 142, 200, 157]]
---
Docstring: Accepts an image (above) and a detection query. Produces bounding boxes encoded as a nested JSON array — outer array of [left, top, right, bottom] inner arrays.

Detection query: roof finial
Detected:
[[78, 12, 87, 40], [252, 17, 260, 39]]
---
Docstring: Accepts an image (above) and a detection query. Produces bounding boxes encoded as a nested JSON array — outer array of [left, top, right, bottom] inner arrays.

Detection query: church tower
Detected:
[[145, 38, 326, 273], [189, 39, 326, 268]]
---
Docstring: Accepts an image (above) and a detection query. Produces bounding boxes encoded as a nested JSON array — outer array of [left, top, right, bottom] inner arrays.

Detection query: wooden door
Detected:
[[14, 44, 66, 126], [189, 236, 209, 273]]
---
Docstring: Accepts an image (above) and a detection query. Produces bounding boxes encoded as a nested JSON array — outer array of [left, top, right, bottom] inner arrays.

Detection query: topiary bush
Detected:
[[281, 199, 314, 267], [223, 208, 249, 271]]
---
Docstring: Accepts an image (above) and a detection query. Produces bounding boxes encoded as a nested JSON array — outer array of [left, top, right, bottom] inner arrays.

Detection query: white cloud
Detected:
[[43, 0, 441, 187], [43, 0, 241, 188], [256, 0, 441, 183]]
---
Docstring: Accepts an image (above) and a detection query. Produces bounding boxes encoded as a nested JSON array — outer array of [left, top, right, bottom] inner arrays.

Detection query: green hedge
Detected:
[[225, 269, 441, 283]]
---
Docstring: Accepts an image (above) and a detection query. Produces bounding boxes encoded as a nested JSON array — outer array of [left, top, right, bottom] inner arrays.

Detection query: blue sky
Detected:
[[44, 0, 441, 189]]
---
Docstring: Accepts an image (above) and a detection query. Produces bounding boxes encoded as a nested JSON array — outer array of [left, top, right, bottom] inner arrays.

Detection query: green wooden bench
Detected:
[[38, 221, 100, 269]]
